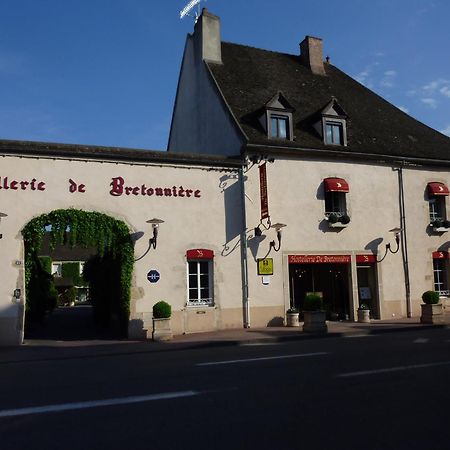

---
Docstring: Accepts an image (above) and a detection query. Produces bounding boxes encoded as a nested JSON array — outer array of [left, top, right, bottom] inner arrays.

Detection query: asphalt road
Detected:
[[1, 327, 449, 450]]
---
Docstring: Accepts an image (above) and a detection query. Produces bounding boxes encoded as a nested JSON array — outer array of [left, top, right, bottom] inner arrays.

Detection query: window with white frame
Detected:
[[187, 260, 213, 306], [433, 258, 449, 297], [429, 197, 446, 223], [52, 262, 62, 277]]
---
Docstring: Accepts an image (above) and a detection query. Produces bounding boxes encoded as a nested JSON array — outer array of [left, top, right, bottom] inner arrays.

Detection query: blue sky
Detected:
[[0, 0, 448, 150]]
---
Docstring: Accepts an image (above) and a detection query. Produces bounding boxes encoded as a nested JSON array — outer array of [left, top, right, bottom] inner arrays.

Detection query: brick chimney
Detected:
[[193, 8, 222, 64], [300, 36, 325, 75]]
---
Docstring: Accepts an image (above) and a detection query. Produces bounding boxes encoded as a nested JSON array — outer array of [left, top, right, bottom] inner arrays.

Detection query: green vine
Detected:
[[22, 209, 134, 332]]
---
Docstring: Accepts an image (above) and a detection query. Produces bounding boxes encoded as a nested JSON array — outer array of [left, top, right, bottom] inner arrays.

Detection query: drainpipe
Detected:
[[396, 166, 412, 317], [239, 166, 250, 328]]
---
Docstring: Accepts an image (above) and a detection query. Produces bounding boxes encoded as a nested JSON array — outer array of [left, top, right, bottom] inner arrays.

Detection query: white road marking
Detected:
[[197, 352, 328, 367], [0, 391, 200, 418], [239, 342, 281, 347], [337, 361, 450, 378], [413, 338, 429, 343]]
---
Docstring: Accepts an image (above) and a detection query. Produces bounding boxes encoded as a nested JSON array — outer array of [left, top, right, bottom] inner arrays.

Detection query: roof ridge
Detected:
[[221, 40, 297, 58]]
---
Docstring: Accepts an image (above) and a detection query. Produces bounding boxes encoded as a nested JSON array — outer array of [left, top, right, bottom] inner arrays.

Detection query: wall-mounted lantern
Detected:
[[376, 227, 402, 263], [146, 218, 165, 250]]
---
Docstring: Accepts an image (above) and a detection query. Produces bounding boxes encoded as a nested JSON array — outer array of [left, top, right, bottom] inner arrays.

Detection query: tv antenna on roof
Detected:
[[180, 0, 205, 22]]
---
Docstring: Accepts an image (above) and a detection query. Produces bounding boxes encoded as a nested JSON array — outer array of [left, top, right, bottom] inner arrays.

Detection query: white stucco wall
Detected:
[[243, 156, 450, 324], [0, 154, 244, 345], [168, 35, 243, 156]]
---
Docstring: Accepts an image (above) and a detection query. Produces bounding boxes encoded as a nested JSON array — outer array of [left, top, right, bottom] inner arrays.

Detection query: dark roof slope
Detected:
[[208, 42, 450, 161]]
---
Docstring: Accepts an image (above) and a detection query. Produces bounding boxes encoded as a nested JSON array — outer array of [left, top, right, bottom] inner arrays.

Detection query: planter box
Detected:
[[420, 303, 444, 324], [303, 310, 327, 334], [152, 317, 173, 341], [286, 312, 300, 327], [357, 309, 370, 323]]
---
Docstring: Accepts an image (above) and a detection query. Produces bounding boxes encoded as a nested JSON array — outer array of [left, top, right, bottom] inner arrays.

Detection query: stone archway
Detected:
[[22, 209, 134, 340]]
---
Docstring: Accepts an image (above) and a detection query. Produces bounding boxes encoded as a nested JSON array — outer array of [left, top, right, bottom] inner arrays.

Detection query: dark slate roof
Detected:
[[0, 139, 244, 168], [207, 42, 450, 162]]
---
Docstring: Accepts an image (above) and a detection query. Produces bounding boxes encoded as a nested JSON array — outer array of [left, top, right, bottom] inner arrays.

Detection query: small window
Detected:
[[187, 260, 213, 306], [325, 191, 347, 216], [52, 262, 62, 277], [270, 115, 289, 139], [325, 122, 343, 145], [433, 258, 449, 297], [429, 197, 446, 223]]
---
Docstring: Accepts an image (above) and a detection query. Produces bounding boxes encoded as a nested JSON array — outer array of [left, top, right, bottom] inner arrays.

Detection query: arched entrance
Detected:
[[22, 209, 134, 341]]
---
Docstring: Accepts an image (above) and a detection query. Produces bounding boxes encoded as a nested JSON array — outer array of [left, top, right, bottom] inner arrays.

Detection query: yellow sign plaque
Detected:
[[257, 258, 273, 275]]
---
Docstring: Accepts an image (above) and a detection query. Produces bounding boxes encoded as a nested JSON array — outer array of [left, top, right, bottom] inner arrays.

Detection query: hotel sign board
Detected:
[[288, 255, 351, 264], [257, 258, 273, 275]]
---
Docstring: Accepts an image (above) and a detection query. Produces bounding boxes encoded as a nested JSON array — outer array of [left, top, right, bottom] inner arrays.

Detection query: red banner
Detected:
[[259, 163, 269, 220], [288, 255, 351, 264]]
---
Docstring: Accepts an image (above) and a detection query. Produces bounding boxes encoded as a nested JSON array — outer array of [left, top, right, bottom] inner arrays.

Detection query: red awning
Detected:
[[324, 177, 349, 193], [427, 182, 449, 196], [186, 249, 214, 260], [432, 251, 449, 259]]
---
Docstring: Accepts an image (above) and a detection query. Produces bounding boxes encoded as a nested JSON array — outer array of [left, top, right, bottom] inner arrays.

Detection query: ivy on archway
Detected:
[[22, 209, 134, 331]]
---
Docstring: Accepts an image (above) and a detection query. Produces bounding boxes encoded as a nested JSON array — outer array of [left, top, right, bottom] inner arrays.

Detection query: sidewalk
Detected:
[[169, 315, 450, 345], [0, 316, 448, 364]]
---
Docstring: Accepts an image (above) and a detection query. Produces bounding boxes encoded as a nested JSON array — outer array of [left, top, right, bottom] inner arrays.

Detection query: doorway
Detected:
[[356, 264, 380, 319], [289, 263, 351, 320]]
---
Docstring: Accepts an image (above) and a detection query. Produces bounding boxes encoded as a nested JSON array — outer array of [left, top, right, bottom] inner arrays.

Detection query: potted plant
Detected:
[[302, 293, 327, 333], [420, 291, 444, 324], [286, 307, 299, 327], [152, 300, 173, 341], [357, 303, 370, 323]]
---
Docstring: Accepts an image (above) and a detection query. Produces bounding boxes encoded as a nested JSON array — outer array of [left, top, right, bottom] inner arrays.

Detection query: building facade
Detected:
[[169, 10, 450, 324], [1, 9, 450, 346], [0, 142, 245, 345]]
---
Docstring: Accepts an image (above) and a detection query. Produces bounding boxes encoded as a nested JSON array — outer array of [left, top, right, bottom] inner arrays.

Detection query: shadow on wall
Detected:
[[365, 237, 383, 254], [220, 174, 244, 256]]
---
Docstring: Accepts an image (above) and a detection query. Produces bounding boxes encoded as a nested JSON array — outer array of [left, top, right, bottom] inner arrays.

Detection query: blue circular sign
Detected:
[[147, 270, 160, 283]]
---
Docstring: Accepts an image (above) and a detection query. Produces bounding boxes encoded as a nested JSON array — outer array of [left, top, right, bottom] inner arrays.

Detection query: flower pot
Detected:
[[286, 312, 300, 327], [357, 309, 370, 323], [303, 310, 327, 334], [420, 303, 444, 324], [152, 317, 173, 341]]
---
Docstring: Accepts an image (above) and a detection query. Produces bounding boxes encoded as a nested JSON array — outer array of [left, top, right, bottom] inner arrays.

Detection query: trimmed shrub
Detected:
[[422, 290, 440, 305], [328, 213, 339, 224], [153, 301, 172, 319], [303, 293, 323, 311], [340, 214, 351, 225]]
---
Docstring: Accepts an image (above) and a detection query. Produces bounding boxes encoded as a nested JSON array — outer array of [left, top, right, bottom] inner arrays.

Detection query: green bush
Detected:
[[328, 213, 339, 224], [422, 290, 440, 305], [153, 301, 171, 319], [303, 293, 323, 311]]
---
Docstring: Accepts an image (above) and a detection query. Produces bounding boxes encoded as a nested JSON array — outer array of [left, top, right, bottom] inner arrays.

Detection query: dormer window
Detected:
[[270, 115, 289, 139], [325, 121, 344, 145], [313, 98, 348, 146], [260, 92, 295, 141]]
